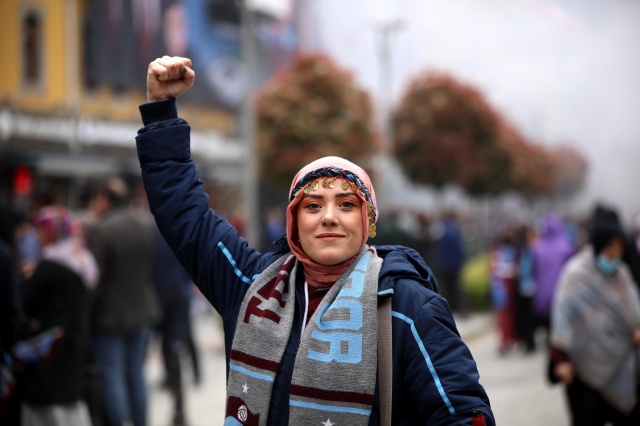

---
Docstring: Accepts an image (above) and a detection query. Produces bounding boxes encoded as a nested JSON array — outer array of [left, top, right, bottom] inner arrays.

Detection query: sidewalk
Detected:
[[454, 311, 494, 341], [147, 310, 227, 426], [146, 310, 494, 426]]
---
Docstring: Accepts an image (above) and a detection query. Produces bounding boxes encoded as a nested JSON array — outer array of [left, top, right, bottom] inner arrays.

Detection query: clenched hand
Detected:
[[146, 56, 195, 103]]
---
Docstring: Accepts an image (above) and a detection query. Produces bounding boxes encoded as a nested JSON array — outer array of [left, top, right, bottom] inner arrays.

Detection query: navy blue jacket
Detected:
[[136, 98, 494, 426]]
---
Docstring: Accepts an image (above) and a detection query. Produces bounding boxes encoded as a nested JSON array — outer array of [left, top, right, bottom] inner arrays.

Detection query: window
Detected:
[[22, 8, 43, 88]]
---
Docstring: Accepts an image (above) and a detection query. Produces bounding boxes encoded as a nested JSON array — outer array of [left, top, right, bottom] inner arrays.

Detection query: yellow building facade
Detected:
[[0, 0, 240, 206]]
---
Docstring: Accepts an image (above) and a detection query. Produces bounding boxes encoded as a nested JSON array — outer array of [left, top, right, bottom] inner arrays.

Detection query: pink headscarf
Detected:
[[286, 156, 378, 288], [33, 206, 99, 289], [33, 206, 74, 240]]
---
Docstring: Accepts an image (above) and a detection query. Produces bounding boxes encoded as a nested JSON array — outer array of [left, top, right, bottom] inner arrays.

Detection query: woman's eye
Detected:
[[340, 201, 357, 209], [304, 202, 321, 211]]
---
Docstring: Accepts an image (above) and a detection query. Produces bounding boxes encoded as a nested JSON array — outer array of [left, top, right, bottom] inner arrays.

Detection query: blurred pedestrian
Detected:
[[489, 226, 521, 354], [0, 204, 26, 357], [262, 206, 286, 253], [86, 178, 160, 426], [550, 205, 640, 425], [19, 205, 97, 426], [14, 221, 40, 281], [0, 204, 28, 425], [514, 224, 536, 353], [623, 213, 640, 288], [413, 212, 436, 263], [151, 226, 201, 390], [434, 211, 468, 316], [531, 212, 573, 344], [134, 55, 495, 425]]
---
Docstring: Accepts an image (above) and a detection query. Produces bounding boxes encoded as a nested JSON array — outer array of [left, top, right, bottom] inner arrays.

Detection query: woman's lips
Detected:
[[316, 233, 343, 240]]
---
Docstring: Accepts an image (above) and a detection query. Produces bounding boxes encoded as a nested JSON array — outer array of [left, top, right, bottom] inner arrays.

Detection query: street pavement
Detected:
[[465, 321, 569, 425], [146, 311, 569, 426]]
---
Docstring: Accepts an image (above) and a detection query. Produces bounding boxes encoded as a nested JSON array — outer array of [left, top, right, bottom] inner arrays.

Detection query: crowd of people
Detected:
[[488, 213, 575, 355], [3, 179, 640, 426], [487, 205, 640, 425], [3, 176, 640, 426], [0, 178, 202, 426], [2, 54, 640, 426]]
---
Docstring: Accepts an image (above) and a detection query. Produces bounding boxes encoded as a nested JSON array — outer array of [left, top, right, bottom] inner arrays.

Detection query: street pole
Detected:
[[375, 19, 404, 154], [373, 19, 405, 212], [240, 0, 261, 248]]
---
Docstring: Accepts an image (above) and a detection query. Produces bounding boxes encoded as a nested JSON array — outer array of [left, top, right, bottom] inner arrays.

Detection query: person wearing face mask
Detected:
[[135, 55, 495, 426], [550, 205, 640, 426]]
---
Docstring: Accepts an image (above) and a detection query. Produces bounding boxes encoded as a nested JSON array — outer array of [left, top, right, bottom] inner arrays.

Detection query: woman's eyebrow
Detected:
[[302, 192, 357, 200], [302, 192, 358, 200], [303, 194, 324, 199]]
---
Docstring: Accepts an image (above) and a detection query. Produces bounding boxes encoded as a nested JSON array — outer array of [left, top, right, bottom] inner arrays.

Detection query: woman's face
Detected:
[[601, 236, 624, 260], [296, 182, 364, 265]]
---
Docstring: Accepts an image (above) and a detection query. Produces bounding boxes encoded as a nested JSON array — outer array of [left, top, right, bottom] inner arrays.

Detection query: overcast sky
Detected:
[[292, 0, 640, 223]]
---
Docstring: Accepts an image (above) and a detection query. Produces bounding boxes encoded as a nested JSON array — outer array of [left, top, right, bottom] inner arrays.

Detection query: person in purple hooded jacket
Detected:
[[531, 212, 574, 343]]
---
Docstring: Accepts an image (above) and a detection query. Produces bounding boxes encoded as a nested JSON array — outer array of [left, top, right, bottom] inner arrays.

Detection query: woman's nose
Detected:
[[321, 206, 338, 225]]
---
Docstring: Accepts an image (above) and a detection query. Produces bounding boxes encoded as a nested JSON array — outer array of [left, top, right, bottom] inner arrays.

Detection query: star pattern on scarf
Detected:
[[242, 382, 249, 394], [321, 419, 334, 426]]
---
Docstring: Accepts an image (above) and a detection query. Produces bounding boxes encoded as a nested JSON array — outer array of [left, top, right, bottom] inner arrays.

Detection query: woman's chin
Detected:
[[311, 250, 358, 266]]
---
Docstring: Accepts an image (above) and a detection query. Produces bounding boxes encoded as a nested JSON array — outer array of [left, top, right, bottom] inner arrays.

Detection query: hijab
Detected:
[[34, 206, 99, 289], [285, 156, 378, 288]]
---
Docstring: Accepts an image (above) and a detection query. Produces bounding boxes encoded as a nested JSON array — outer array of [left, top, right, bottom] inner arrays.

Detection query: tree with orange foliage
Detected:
[[257, 54, 378, 189], [393, 72, 563, 198]]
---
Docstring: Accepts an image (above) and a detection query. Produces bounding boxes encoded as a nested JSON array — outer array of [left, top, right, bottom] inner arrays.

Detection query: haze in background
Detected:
[[295, 0, 640, 223]]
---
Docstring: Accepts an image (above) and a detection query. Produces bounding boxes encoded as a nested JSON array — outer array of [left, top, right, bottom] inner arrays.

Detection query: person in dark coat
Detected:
[[135, 55, 495, 425], [19, 205, 97, 425], [151, 225, 201, 390], [623, 213, 640, 289], [0, 204, 25, 361], [434, 211, 467, 315], [0, 204, 28, 425], [86, 179, 160, 426]]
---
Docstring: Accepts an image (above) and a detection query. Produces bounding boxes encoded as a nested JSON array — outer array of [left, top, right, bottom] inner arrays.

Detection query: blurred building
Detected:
[[0, 0, 297, 210]]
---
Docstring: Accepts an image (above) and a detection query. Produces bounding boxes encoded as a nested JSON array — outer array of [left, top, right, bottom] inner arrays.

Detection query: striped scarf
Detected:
[[224, 246, 382, 425]]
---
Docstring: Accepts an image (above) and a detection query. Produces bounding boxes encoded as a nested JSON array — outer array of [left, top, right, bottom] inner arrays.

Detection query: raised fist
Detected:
[[146, 56, 196, 102]]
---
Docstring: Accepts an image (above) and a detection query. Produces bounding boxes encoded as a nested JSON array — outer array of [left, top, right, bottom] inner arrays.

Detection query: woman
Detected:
[[550, 206, 640, 425], [19, 206, 98, 426], [137, 55, 494, 425]]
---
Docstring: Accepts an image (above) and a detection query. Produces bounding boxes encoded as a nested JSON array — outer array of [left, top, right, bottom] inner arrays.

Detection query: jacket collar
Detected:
[[375, 245, 438, 296]]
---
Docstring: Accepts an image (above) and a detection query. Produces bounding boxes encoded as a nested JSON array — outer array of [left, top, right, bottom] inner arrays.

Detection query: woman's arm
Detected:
[[394, 294, 495, 425], [137, 114, 262, 315], [136, 57, 277, 317]]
